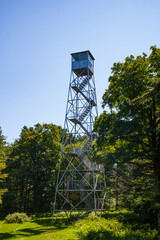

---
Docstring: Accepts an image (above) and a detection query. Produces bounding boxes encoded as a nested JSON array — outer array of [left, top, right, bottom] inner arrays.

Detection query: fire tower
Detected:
[[54, 51, 105, 218]]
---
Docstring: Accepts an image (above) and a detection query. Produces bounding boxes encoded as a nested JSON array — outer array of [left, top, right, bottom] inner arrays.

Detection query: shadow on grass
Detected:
[[0, 233, 13, 240], [0, 228, 46, 240], [33, 218, 53, 226], [0, 218, 67, 240], [33, 213, 86, 228], [33, 217, 68, 229], [0, 228, 50, 240]]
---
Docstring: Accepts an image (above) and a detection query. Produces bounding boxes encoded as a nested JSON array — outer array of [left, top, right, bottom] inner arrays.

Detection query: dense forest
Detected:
[[0, 46, 160, 236]]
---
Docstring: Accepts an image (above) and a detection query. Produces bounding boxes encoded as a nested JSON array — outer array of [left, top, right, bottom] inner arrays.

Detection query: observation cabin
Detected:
[[71, 50, 94, 76]]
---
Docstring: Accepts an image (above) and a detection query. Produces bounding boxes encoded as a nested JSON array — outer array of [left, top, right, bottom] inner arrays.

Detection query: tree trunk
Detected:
[[115, 173, 119, 210], [33, 184, 40, 213], [116, 194, 119, 210], [153, 157, 160, 234], [19, 181, 24, 211], [158, 209, 160, 235], [33, 177, 40, 212]]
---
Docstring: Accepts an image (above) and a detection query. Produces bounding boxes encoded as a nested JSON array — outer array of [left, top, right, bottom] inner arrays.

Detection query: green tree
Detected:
[[0, 127, 8, 204], [94, 46, 160, 230], [4, 123, 61, 213]]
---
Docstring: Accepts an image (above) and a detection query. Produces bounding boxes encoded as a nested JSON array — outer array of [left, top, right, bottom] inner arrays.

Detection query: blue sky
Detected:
[[0, 0, 160, 143]]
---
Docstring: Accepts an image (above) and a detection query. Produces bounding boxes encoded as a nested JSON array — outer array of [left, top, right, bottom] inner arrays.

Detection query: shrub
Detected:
[[4, 212, 31, 223], [74, 212, 159, 240], [75, 213, 125, 239], [134, 197, 157, 226]]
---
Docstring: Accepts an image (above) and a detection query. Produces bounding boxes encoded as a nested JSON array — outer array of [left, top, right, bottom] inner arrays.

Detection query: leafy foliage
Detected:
[[3, 123, 61, 214], [94, 46, 160, 229], [75, 211, 158, 240], [0, 127, 8, 204], [4, 212, 31, 223]]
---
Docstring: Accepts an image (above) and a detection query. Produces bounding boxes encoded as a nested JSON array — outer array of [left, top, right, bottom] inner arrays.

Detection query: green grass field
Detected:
[[0, 210, 159, 240], [0, 216, 78, 240]]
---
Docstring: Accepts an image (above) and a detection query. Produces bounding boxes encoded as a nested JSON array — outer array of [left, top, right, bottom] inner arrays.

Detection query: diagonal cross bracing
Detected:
[[53, 51, 106, 219]]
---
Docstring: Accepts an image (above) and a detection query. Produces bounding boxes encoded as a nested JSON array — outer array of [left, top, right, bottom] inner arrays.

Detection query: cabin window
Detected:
[[72, 54, 79, 62], [79, 52, 87, 60]]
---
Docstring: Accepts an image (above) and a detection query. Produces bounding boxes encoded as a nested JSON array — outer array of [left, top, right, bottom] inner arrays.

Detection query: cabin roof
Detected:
[[71, 50, 95, 60]]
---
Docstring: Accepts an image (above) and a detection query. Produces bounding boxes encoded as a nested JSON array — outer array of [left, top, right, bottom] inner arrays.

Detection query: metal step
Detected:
[[71, 86, 96, 106], [68, 117, 90, 136], [79, 77, 89, 91], [71, 77, 96, 107], [80, 91, 96, 106], [71, 77, 88, 92], [79, 106, 90, 122]]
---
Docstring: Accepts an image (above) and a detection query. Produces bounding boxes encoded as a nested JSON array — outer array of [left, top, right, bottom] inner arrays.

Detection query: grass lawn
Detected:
[[0, 210, 159, 240], [0, 217, 78, 240]]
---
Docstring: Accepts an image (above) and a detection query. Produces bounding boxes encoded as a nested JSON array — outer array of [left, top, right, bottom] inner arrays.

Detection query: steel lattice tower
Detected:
[[54, 51, 105, 218]]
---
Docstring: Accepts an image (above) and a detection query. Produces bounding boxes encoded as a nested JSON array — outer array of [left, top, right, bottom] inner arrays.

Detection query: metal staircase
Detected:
[[79, 77, 89, 91], [79, 106, 90, 122], [72, 76, 89, 92], [69, 76, 96, 132]]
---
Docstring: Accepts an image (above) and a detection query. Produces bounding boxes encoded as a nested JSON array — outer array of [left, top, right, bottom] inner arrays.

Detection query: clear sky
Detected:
[[0, 0, 160, 143]]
